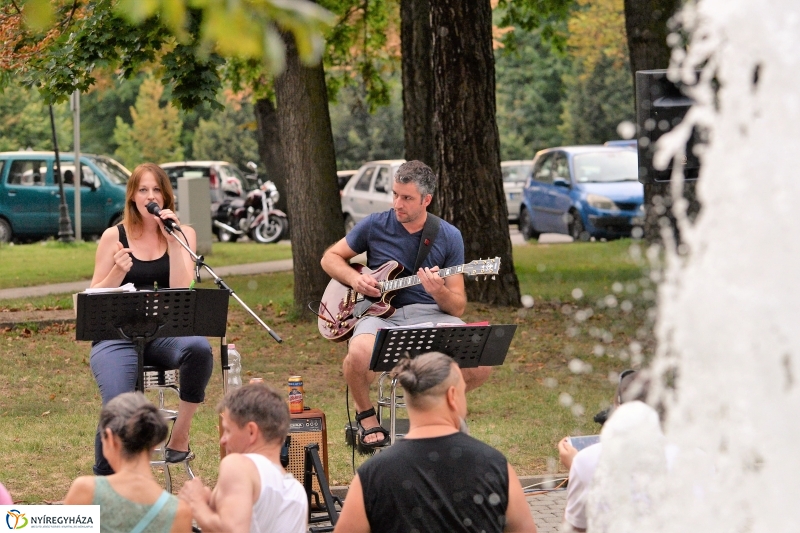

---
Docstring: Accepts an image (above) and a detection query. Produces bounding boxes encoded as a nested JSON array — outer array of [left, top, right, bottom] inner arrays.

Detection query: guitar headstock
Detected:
[[463, 257, 501, 278]]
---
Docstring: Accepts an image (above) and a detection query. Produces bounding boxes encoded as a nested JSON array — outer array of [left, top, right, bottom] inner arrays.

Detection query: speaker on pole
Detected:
[[635, 69, 702, 184]]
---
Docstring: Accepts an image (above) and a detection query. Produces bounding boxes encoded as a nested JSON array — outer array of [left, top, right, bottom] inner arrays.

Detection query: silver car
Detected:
[[501, 160, 533, 223], [340, 159, 405, 232]]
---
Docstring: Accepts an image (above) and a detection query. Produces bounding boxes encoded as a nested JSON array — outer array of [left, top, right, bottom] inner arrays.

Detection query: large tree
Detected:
[[623, 0, 698, 245], [428, 0, 521, 306], [400, 0, 436, 168], [274, 34, 343, 317]]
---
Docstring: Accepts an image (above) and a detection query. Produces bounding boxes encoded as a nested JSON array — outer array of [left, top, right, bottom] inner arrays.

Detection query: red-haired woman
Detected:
[[88, 163, 212, 476]]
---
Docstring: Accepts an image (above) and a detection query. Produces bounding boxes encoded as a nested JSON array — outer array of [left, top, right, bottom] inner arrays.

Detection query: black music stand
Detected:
[[368, 324, 516, 444], [75, 288, 229, 392]]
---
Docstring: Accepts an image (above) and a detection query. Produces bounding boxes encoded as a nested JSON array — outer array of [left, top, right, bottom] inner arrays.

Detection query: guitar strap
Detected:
[[413, 213, 442, 272]]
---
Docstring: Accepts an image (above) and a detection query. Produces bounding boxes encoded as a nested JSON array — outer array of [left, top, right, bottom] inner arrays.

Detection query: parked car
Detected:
[[0, 151, 129, 243], [337, 170, 358, 191], [340, 159, 405, 232], [160, 161, 249, 205], [501, 160, 533, 223], [519, 146, 643, 241], [604, 139, 637, 149]]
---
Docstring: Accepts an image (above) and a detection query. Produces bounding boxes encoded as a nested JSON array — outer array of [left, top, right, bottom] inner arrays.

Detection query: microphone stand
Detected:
[[165, 224, 282, 344]]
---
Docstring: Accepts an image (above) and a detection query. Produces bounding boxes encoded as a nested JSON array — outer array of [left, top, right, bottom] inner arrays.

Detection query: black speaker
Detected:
[[635, 69, 701, 183]]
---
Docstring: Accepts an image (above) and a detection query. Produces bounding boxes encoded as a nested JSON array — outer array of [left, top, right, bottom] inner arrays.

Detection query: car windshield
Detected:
[[502, 164, 532, 183], [573, 151, 638, 183], [88, 156, 131, 185], [220, 164, 245, 181]]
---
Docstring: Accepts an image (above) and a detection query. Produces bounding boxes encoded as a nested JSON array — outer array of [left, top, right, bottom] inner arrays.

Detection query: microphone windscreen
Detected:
[[146, 202, 160, 216]]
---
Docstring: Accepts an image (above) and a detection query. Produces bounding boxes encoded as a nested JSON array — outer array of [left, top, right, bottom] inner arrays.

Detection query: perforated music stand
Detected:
[[368, 324, 516, 443], [75, 288, 229, 392]]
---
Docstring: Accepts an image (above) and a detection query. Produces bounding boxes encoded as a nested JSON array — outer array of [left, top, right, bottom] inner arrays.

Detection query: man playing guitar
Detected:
[[320, 160, 492, 449]]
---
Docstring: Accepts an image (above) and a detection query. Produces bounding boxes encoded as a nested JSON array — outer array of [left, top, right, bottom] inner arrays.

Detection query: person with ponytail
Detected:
[[333, 352, 537, 533], [65, 392, 192, 533]]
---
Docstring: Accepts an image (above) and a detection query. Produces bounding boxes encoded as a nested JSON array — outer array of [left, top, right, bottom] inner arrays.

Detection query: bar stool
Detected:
[[142, 365, 195, 493], [375, 372, 409, 447]]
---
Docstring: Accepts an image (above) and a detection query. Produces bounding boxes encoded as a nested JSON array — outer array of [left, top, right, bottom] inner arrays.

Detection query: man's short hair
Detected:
[[394, 160, 437, 198], [392, 351, 457, 409], [618, 370, 650, 404], [218, 383, 289, 445]]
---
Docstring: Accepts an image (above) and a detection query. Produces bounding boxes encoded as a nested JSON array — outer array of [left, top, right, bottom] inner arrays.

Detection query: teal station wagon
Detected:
[[0, 152, 130, 243]]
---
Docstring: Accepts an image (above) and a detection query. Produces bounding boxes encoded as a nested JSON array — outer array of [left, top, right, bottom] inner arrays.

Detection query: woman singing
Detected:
[[89, 163, 212, 475]]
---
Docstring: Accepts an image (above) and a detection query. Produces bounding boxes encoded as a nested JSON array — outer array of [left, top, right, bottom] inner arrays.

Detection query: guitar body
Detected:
[[317, 261, 405, 342], [317, 256, 500, 342]]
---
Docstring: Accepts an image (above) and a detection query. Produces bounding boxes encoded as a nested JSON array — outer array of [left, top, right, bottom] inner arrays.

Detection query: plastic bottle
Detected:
[[227, 344, 242, 391]]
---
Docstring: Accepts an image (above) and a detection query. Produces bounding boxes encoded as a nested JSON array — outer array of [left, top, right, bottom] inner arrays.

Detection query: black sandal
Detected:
[[355, 407, 390, 449]]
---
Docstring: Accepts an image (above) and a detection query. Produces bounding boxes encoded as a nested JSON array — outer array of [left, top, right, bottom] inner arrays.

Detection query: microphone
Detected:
[[146, 202, 180, 232]]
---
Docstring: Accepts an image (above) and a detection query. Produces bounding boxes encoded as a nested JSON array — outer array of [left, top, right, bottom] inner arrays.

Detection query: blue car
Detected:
[[519, 146, 643, 241]]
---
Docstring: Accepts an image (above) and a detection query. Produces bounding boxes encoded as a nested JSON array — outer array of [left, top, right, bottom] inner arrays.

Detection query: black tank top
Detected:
[[357, 432, 510, 533], [117, 224, 170, 290]]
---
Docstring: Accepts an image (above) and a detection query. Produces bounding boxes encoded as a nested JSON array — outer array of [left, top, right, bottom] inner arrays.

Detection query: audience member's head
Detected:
[[217, 383, 290, 446], [99, 392, 168, 457], [392, 351, 465, 414], [617, 369, 648, 403]]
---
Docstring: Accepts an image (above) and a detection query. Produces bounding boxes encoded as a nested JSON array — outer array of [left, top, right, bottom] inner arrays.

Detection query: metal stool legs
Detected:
[[376, 372, 407, 446], [143, 366, 195, 493]]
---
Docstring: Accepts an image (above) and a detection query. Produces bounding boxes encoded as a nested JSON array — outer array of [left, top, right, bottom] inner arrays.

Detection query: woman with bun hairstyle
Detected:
[[65, 392, 192, 532], [88, 163, 212, 475]]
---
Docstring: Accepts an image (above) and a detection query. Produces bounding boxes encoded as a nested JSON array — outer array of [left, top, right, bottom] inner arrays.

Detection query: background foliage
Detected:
[[0, 0, 634, 172]]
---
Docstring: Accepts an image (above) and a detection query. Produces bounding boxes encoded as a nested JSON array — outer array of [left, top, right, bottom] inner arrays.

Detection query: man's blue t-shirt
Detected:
[[345, 210, 465, 308]]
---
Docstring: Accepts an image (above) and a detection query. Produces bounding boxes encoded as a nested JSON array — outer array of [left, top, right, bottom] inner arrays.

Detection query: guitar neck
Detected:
[[380, 265, 466, 294]]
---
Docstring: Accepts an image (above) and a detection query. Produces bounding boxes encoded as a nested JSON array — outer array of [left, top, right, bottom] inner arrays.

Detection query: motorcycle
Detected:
[[212, 168, 288, 244]]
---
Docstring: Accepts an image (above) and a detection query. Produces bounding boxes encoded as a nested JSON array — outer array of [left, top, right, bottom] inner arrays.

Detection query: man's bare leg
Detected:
[[343, 334, 382, 444], [462, 366, 493, 392]]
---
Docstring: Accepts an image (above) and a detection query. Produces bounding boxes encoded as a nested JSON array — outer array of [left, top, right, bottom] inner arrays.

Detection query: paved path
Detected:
[[0, 259, 294, 301], [526, 489, 568, 532]]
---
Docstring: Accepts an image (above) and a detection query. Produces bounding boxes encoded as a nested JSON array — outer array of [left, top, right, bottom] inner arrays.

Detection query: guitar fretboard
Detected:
[[380, 265, 465, 293]]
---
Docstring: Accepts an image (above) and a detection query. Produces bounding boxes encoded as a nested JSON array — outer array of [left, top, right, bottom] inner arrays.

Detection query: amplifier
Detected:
[[288, 408, 328, 500]]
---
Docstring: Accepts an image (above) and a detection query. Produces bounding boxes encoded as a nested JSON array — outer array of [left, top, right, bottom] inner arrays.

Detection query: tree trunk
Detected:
[[253, 98, 288, 212], [401, 0, 437, 169], [624, 0, 698, 245], [253, 97, 288, 213], [624, 0, 678, 78], [429, 0, 521, 306], [275, 34, 344, 318]]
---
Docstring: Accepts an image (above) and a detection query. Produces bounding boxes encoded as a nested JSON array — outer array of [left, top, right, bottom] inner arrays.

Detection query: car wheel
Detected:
[[0, 218, 11, 243], [253, 215, 287, 244], [518, 208, 539, 241], [569, 211, 590, 242], [344, 215, 356, 234]]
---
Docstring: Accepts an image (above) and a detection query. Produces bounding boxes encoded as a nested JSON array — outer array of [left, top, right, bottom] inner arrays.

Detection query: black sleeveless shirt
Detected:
[[117, 224, 170, 290], [357, 432, 510, 533]]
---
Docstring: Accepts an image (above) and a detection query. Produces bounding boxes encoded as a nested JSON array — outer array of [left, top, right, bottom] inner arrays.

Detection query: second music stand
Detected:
[[368, 323, 516, 444]]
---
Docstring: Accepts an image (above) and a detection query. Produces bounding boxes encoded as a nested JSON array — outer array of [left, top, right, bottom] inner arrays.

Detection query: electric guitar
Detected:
[[317, 257, 501, 342]]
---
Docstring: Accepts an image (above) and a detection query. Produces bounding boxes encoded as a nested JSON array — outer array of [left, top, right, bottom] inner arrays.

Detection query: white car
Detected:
[[501, 160, 533, 223], [340, 159, 405, 232]]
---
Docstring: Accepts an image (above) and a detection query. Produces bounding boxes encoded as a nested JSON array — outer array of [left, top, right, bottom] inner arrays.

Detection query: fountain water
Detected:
[[587, 1, 800, 531]]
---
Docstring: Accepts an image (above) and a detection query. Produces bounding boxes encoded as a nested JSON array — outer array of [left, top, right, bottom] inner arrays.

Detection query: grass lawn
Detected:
[[0, 238, 656, 503], [0, 240, 293, 290]]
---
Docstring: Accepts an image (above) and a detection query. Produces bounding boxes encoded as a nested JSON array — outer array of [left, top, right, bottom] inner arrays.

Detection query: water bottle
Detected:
[[227, 344, 242, 391]]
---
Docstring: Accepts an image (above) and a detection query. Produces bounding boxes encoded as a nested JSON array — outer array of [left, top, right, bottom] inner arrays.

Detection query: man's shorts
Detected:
[[352, 303, 464, 338]]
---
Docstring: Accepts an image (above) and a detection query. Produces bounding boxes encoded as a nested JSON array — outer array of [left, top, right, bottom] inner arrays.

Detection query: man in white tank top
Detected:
[[180, 384, 308, 533]]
